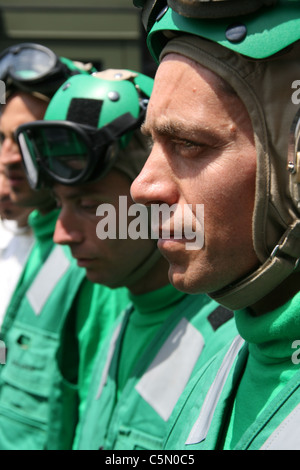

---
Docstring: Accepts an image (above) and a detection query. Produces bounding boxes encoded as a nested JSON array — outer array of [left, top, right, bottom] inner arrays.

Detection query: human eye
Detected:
[[146, 135, 154, 152], [141, 132, 153, 154], [141, 124, 154, 150], [80, 199, 99, 213], [51, 191, 62, 209], [171, 138, 206, 158], [55, 199, 62, 210]]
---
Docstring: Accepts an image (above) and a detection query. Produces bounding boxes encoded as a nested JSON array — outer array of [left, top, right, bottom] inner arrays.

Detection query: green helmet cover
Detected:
[[60, 56, 96, 75], [44, 70, 153, 148], [147, 0, 300, 61]]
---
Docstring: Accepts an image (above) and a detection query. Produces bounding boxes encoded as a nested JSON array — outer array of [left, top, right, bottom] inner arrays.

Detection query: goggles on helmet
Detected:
[[133, 0, 168, 32], [0, 43, 90, 98], [133, 0, 278, 31], [166, 0, 277, 19], [15, 107, 148, 189]]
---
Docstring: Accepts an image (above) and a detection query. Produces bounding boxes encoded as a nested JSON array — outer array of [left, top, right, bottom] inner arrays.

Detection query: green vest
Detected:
[[0, 209, 128, 450], [164, 293, 300, 451], [77, 293, 237, 450], [164, 339, 300, 450]]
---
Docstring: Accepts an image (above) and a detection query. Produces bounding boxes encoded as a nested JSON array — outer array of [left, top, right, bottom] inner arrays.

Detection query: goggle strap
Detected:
[[92, 109, 146, 151]]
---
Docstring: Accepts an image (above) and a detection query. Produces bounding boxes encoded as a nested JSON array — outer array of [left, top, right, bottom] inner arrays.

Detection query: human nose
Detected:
[[53, 209, 83, 246], [131, 146, 178, 207]]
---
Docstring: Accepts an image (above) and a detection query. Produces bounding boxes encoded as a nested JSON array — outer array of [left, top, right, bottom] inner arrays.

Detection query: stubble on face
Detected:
[[141, 54, 259, 295]]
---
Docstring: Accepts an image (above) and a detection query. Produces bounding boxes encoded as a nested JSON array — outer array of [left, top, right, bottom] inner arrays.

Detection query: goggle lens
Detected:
[[13, 47, 55, 80], [0, 45, 56, 82], [15, 110, 146, 188], [17, 125, 91, 187]]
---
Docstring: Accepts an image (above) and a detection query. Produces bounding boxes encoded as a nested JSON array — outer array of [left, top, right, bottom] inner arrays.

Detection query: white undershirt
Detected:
[[0, 218, 34, 329]]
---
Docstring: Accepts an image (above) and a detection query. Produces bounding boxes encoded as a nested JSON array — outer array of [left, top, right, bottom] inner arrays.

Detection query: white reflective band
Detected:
[[0, 340, 6, 364], [26, 246, 70, 315], [260, 403, 300, 450], [135, 318, 205, 422], [96, 321, 123, 400], [186, 335, 244, 445], [18, 133, 39, 188]]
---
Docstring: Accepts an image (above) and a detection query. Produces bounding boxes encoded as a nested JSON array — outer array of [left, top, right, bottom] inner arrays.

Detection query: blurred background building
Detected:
[[0, 0, 157, 77]]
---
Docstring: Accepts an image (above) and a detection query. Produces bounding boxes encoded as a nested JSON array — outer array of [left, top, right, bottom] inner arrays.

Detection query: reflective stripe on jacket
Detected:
[[0, 245, 87, 450], [77, 295, 237, 450], [164, 336, 300, 450]]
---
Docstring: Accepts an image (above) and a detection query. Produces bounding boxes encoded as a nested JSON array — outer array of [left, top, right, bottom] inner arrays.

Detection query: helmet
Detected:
[[1, 42, 95, 101], [134, 0, 280, 32], [165, 0, 277, 18], [133, 0, 300, 310], [133, 0, 300, 60], [15, 69, 153, 188]]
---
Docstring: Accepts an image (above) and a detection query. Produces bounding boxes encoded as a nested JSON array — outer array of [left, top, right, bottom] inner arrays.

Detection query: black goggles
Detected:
[[15, 110, 147, 189], [134, 0, 168, 32], [134, 0, 278, 31], [0, 43, 79, 98]]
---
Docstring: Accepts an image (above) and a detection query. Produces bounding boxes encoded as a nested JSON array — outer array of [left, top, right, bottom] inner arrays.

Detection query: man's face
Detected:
[[131, 53, 260, 295], [53, 169, 156, 288], [0, 161, 31, 226], [0, 92, 51, 209]]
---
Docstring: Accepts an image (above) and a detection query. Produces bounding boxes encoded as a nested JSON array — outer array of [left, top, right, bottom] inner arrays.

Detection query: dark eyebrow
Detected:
[[142, 121, 187, 139], [142, 120, 223, 144]]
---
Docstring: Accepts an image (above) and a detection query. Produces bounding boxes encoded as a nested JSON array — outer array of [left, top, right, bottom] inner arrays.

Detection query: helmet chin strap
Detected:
[[210, 221, 300, 310]]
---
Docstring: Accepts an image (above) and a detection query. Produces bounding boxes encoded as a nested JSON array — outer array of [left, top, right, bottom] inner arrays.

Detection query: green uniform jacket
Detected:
[[164, 321, 300, 450], [77, 294, 237, 450], [0, 209, 129, 450]]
